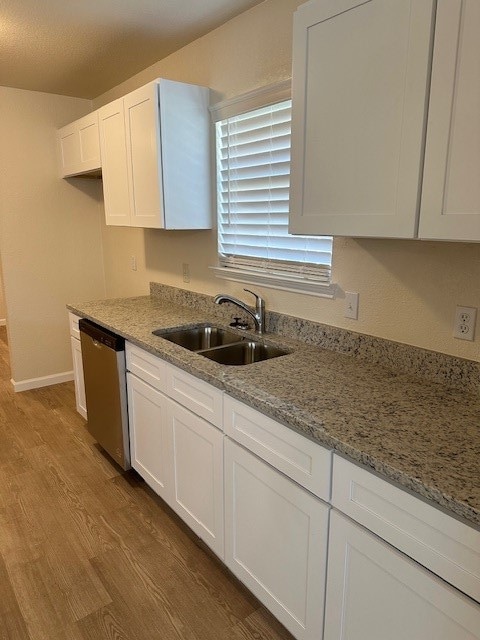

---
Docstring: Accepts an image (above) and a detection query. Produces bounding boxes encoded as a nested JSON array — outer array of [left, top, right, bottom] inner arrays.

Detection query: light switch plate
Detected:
[[345, 292, 359, 320]]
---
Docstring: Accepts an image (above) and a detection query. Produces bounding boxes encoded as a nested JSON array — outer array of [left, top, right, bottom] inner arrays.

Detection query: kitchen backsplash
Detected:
[[150, 282, 480, 396]]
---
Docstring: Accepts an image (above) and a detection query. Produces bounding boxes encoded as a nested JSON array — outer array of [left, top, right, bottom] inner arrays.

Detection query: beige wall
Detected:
[[0, 261, 6, 322], [0, 87, 106, 384], [93, 0, 480, 362]]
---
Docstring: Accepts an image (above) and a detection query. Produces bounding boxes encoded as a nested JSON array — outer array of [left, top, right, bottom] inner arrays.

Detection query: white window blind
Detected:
[[215, 99, 332, 283]]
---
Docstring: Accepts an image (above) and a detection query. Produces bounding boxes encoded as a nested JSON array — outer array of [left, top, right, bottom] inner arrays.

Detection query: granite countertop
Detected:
[[68, 293, 480, 529]]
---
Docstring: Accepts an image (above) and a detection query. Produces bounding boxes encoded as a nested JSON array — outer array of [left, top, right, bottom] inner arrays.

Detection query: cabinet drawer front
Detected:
[[166, 364, 223, 428], [332, 455, 480, 602], [224, 395, 331, 500], [126, 343, 166, 392], [69, 312, 81, 340]]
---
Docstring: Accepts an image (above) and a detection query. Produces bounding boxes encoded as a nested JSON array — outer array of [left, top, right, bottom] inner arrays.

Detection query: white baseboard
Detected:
[[0, 319, 6, 326], [12, 370, 74, 392]]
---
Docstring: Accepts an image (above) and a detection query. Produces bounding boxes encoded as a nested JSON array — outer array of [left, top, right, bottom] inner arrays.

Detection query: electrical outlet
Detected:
[[345, 292, 359, 320], [130, 255, 137, 271], [453, 305, 477, 341], [182, 263, 190, 283]]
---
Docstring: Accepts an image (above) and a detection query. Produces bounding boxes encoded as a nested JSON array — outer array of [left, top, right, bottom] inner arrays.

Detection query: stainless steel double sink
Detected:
[[153, 325, 289, 366]]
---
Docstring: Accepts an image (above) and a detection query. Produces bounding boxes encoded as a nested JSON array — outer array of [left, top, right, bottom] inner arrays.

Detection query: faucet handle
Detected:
[[242, 289, 265, 335], [244, 288, 262, 304], [243, 289, 265, 315]]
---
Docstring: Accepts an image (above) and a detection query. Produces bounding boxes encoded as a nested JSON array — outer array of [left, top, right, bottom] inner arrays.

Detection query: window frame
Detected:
[[209, 80, 335, 299]]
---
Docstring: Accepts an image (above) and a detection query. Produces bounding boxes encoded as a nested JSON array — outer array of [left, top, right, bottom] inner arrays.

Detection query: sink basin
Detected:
[[199, 341, 289, 366], [153, 325, 243, 351], [154, 324, 290, 365]]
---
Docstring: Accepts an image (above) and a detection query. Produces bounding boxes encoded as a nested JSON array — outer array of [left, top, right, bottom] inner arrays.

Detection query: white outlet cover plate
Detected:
[[453, 305, 477, 341]]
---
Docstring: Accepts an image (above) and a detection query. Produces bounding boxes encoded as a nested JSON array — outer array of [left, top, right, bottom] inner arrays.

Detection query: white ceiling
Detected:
[[0, 0, 264, 99]]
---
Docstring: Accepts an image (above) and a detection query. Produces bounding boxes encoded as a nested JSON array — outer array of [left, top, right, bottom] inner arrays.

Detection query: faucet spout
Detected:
[[214, 289, 265, 335]]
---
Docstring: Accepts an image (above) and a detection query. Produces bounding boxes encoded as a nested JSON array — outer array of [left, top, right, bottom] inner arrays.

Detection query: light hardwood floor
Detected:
[[0, 326, 294, 640]]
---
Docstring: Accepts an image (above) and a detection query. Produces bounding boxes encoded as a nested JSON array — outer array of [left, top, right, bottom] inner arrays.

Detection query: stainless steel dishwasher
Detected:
[[79, 319, 130, 470]]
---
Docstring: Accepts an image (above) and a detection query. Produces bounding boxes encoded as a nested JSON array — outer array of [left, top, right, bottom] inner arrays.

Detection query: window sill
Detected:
[[210, 266, 336, 298]]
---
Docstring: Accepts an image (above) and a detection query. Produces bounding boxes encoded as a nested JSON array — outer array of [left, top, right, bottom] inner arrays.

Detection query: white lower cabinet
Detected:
[[70, 336, 87, 419], [126, 348, 224, 559], [127, 372, 172, 504], [224, 438, 329, 640], [68, 313, 87, 420], [168, 401, 224, 558], [324, 510, 480, 640], [125, 343, 480, 640]]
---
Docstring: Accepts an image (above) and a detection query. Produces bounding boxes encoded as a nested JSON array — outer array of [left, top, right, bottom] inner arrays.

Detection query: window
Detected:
[[210, 82, 334, 297]]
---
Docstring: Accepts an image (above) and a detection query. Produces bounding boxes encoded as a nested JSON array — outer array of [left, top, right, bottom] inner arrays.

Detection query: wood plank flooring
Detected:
[[0, 327, 294, 640]]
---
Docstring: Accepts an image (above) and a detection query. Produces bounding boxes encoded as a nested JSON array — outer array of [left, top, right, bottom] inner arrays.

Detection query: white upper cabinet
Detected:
[[419, 0, 480, 241], [290, 0, 435, 239], [291, 0, 480, 242], [98, 79, 212, 229], [123, 83, 165, 228], [98, 98, 131, 226], [58, 112, 101, 178]]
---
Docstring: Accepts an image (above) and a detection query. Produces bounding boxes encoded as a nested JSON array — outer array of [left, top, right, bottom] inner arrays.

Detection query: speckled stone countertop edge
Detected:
[[67, 291, 480, 529]]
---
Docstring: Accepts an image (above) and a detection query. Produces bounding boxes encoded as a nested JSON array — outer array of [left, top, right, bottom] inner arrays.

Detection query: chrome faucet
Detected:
[[214, 289, 266, 335]]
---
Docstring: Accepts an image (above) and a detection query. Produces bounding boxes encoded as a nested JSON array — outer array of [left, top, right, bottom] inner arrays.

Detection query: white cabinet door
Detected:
[[324, 511, 480, 640], [70, 336, 87, 420], [58, 112, 101, 178], [419, 0, 480, 241], [58, 122, 80, 177], [98, 98, 131, 226], [168, 399, 224, 559], [290, 0, 434, 238], [124, 82, 165, 229], [126, 373, 173, 504], [225, 438, 329, 640]]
